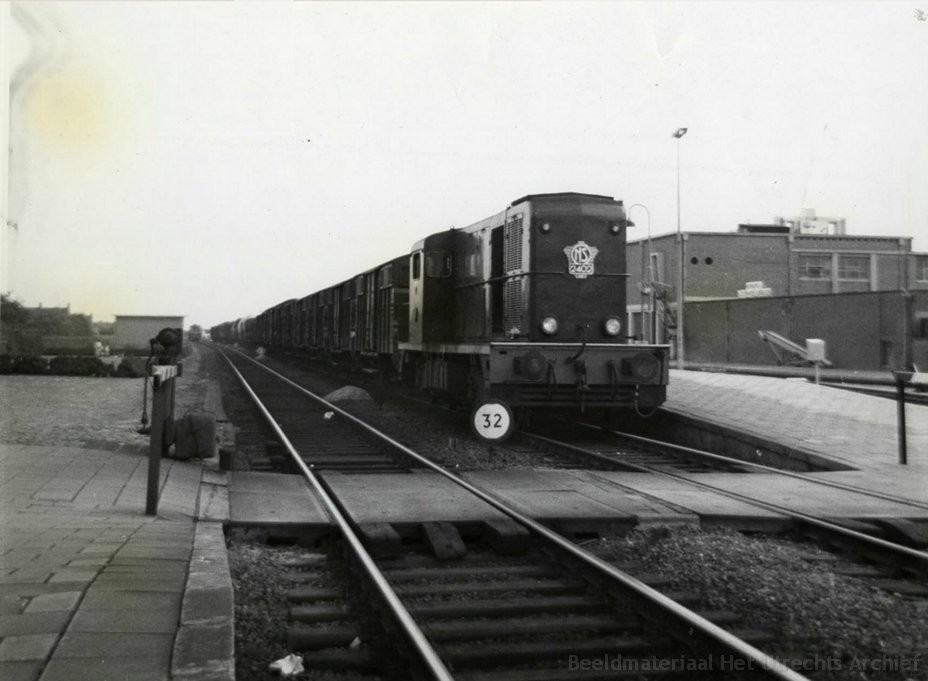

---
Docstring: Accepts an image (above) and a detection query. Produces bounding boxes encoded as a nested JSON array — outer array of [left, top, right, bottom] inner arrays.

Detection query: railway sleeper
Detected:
[[395, 577, 586, 598], [455, 666, 704, 680], [289, 602, 356, 623], [438, 634, 675, 667], [295, 646, 376, 672], [421, 521, 468, 560], [406, 594, 609, 620], [286, 586, 345, 603], [288, 622, 360, 650], [383, 564, 565, 582]]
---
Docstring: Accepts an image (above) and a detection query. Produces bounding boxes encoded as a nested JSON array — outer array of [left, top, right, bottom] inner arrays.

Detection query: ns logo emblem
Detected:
[[563, 241, 599, 279]]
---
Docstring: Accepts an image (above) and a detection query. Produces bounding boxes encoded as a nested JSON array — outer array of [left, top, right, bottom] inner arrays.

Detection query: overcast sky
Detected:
[[3, 1, 927, 328]]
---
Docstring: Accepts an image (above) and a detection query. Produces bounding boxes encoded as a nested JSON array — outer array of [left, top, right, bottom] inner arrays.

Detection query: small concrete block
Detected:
[[69, 608, 179, 633], [357, 523, 402, 558], [172, 622, 234, 678], [49, 568, 99, 583], [40, 656, 169, 681], [90, 578, 184, 593], [0, 611, 71, 636], [116, 546, 190, 561], [67, 556, 110, 568], [421, 522, 467, 560], [483, 519, 530, 555], [53, 631, 174, 658], [0, 660, 43, 681], [202, 470, 227, 486], [23, 591, 81, 614], [0, 633, 58, 661], [181, 588, 234, 625], [79, 590, 181, 611]]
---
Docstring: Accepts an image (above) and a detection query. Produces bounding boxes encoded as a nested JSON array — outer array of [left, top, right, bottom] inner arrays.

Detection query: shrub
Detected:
[[13, 355, 49, 374], [0, 355, 16, 374], [49, 356, 113, 377], [116, 356, 148, 378]]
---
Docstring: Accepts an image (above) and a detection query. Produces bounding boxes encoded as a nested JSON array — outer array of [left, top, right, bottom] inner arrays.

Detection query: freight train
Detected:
[[212, 192, 669, 439]]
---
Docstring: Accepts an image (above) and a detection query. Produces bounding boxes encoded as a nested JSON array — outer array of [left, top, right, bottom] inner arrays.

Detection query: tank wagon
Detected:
[[212, 192, 669, 431]]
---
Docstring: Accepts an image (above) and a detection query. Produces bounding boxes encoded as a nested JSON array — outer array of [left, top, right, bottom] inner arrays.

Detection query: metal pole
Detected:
[[146, 376, 165, 515], [896, 373, 908, 465], [674, 130, 687, 369]]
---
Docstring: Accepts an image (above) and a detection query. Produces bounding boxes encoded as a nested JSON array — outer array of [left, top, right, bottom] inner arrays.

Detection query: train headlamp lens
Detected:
[[541, 316, 559, 335], [603, 317, 622, 336]]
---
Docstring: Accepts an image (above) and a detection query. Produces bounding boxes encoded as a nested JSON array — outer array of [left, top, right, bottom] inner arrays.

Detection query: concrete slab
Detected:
[[667, 472, 928, 520], [323, 472, 508, 524], [0, 634, 58, 661], [463, 470, 697, 527], [228, 471, 330, 526], [40, 656, 170, 681], [591, 472, 788, 528]]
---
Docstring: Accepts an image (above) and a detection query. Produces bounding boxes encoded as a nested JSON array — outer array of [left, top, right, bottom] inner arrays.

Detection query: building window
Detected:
[[837, 254, 870, 281], [799, 254, 831, 279], [916, 256, 928, 282]]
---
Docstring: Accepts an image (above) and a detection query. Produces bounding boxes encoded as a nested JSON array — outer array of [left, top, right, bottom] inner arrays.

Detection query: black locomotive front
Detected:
[[401, 192, 668, 413], [484, 193, 667, 409]]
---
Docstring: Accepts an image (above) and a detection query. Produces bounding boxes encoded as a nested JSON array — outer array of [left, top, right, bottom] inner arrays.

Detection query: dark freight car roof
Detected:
[[510, 192, 617, 207]]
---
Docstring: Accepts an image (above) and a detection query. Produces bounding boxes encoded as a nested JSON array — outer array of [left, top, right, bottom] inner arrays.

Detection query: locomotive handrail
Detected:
[[452, 271, 631, 291]]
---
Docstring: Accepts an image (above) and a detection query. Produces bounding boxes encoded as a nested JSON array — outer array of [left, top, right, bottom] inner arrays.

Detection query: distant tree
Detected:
[[1, 293, 31, 353]]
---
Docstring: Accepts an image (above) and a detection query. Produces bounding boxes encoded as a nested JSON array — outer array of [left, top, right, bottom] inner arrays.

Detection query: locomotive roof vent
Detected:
[[510, 192, 618, 207]]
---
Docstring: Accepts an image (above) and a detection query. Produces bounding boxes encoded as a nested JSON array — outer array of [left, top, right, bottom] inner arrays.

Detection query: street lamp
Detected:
[[673, 127, 688, 369], [626, 204, 652, 343]]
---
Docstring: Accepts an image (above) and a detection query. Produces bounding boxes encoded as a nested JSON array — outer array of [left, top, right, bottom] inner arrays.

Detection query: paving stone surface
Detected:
[[666, 369, 928, 472], [0, 344, 231, 681]]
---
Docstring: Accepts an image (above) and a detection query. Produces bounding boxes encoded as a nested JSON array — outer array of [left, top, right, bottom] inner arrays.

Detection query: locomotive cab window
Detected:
[[412, 252, 422, 280], [426, 251, 452, 278]]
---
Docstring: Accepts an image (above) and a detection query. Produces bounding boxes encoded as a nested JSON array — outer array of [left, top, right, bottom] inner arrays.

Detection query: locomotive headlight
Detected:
[[540, 316, 559, 335], [603, 317, 622, 336]]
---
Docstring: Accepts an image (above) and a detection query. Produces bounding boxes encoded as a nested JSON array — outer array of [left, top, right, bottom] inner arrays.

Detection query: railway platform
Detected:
[[0, 443, 233, 681], [0, 344, 234, 681], [664, 368, 928, 476]]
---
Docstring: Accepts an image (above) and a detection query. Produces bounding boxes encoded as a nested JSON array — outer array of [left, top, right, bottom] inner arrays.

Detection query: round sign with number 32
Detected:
[[471, 401, 515, 442]]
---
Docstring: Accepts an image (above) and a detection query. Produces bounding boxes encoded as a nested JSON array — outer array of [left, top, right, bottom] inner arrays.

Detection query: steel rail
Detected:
[[524, 431, 928, 573], [588, 422, 928, 511], [218, 350, 455, 681], [227, 347, 813, 681]]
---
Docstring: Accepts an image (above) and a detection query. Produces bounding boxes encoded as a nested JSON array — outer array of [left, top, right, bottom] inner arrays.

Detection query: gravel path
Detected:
[[0, 343, 214, 450]]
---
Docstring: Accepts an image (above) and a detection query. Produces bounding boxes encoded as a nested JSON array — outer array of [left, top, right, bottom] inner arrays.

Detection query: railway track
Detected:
[[219, 346, 811, 680], [517, 424, 928, 591]]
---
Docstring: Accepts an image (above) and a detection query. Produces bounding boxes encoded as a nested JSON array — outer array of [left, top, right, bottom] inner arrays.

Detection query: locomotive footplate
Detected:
[[487, 342, 668, 408]]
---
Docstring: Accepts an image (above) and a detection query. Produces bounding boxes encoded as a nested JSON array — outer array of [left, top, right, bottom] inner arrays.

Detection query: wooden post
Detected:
[[146, 365, 179, 516]]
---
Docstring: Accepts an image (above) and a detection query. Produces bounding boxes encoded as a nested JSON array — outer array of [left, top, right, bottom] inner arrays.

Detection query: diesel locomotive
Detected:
[[212, 192, 669, 435]]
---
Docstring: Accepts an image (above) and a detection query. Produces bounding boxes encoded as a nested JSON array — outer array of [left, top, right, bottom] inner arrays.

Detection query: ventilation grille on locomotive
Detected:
[[504, 278, 523, 333], [505, 213, 523, 273]]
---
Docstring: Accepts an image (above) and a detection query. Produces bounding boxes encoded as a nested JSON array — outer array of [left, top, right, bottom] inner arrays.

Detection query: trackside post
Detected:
[[893, 370, 912, 466], [146, 364, 180, 515]]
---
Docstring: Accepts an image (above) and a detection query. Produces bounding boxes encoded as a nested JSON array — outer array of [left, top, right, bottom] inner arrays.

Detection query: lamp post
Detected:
[[627, 204, 652, 343], [673, 127, 688, 369]]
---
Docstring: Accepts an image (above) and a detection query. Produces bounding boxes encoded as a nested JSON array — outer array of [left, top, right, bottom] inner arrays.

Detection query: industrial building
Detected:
[[113, 315, 185, 353], [625, 216, 928, 371]]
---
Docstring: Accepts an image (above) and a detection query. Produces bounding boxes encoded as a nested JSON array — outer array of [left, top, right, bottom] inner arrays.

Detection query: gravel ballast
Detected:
[[591, 527, 927, 681]]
